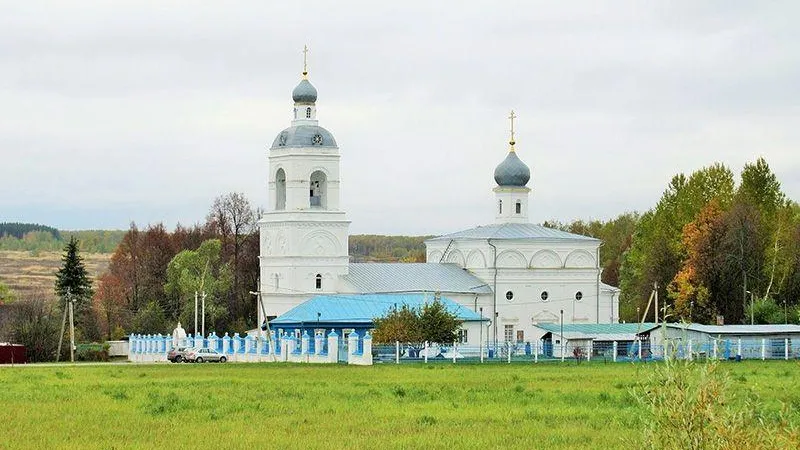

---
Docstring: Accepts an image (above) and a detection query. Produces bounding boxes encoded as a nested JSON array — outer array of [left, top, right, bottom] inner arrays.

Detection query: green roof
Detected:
[[535, 323, 659, 334]]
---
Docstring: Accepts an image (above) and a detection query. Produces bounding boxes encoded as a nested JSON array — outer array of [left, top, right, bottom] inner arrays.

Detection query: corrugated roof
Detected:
[[271, 293, 486, 325], [343, 263, 492, 294], [535, 323, 659, 335], [427, 223, 599, 242], [666, 323, 800, 335]]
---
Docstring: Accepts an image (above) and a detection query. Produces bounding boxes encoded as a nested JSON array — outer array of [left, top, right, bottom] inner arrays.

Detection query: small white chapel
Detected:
[[258, 51, 619, 347]]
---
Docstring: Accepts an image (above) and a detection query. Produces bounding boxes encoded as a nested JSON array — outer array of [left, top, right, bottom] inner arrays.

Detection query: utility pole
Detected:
[[194, 291, 198, 336], [201, 291, 207, 337], [654, 282, 659, 324], [56, 288, 69, 362], [68, 295, 75, 363]]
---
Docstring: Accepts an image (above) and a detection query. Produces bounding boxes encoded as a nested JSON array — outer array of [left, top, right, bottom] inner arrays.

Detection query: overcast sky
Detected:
[[1, 1, 798, 235]]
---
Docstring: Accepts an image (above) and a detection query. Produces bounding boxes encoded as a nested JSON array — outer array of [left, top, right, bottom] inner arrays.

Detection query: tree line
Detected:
[[546, 158, 799, 325], [0, 225, 125, 254]]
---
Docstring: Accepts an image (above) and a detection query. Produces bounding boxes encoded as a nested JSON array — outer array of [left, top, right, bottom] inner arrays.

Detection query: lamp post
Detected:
[[560, 309, 564, 362], [479, 307, 483, 358], [746, 290, 754, 325], [784, 300, 787, 325]]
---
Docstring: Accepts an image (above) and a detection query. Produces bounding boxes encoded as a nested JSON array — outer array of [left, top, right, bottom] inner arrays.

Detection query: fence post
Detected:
[[507, 342, 512, 364], [424, 341, 428, 364], [785, 338, 789, 361], [480, 341, 484, 364], [687, 339, 693, 361], [712, 340, 718, 360], [737, 338, 742, 359], [327, 330, 338, 363], [587, 343, 591, 362], [534, 340, 538, 364], [315, 332, 323, 356], [638, 339, 643, 360], [613, 341, 617, 362], [395, 341, 400, 364], [761, 338, 766, 360], [453, 341, 457, 364]]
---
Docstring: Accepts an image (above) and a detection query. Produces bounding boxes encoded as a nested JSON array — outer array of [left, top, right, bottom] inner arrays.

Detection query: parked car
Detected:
[[185, 348, 227, 363], [167, 347, 190, 363]]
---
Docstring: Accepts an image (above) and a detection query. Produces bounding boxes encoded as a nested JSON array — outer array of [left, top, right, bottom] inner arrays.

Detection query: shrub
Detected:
[[633, 359, 799, 449], [75, 343, 110, 361]]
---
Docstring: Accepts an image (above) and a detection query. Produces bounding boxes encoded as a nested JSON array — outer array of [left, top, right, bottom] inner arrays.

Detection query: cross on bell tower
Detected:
[[508, 110, 517, 151]]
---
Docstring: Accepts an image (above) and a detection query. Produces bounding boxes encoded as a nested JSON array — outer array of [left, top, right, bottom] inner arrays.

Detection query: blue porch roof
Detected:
[[271, 293, 486, 326]]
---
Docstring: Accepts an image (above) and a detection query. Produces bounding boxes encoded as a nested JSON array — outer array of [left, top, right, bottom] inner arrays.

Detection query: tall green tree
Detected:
[[164, 239, 231, 332], [55, 236, 98, 340], [55, 236, 94, 301]]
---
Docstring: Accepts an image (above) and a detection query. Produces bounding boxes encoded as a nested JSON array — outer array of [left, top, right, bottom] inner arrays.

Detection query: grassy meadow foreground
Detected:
[[1, 361, 798, 449]]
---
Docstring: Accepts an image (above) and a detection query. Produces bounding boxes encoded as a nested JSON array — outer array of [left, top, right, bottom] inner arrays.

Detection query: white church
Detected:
[[258, 56, 619, 347]]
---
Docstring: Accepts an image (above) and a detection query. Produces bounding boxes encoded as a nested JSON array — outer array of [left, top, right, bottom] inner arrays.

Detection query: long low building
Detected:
[[533, 323, 659, 359], [653, 323, 800, 359]]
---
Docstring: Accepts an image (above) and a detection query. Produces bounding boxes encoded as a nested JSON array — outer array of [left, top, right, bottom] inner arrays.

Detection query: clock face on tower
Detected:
[[312, 134, 323, 145]]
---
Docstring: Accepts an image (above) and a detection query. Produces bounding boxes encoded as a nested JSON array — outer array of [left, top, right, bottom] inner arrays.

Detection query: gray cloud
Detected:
[[1, 1, 798, 234]]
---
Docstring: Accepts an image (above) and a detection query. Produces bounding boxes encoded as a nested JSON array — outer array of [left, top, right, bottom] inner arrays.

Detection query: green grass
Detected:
[[1, 361, 798, 449]]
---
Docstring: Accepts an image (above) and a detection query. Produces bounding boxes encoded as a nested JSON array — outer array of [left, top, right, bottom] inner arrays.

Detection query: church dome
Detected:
[[494, 151, 530, 187], [271, 125, 337, 149], [292, 79, 317, 103]]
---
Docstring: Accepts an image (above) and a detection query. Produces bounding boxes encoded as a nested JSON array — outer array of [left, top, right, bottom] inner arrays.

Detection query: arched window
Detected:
[[275, 168, 286, 210], [499, 200, 503, 214], [515, 201, 521, 214], [315, 274, 322, 290], [309, 170, 327, 209], [306, 107, 312, 118]]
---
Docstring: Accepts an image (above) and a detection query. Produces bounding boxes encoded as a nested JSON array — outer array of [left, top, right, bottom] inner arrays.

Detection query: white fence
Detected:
[[128, 330, 372, 365]]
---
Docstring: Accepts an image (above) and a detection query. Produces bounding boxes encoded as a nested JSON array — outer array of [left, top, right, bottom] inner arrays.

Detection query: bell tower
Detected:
[[258, 47, 350, 320], [493, 110, 531, 224]]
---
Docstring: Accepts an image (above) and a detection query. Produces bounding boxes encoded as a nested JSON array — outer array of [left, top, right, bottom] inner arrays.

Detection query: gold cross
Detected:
[[302, 45, 309, 78], [508, 110, 517, 149]]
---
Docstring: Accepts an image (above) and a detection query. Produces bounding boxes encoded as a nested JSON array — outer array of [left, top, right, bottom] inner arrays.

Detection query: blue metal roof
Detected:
[[343, 263, 492, 294], [427, 223, 599, 242], [271, 125, 337, 149], [666, 323, 800, 335], [271, 293, 487, 326]]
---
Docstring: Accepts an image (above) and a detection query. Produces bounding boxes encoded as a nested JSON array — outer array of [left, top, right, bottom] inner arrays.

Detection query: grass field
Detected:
[[1, 361, 798, 449], [0, 250, 110, 300]]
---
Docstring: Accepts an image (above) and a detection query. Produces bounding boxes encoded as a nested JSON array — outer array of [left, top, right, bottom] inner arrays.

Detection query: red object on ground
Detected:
[[0, 344, 26, 364]]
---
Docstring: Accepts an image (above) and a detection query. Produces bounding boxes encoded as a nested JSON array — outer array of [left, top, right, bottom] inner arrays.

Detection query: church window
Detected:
[[306, 107, 312, 118], [541, 291, 549, 302], [458, 329, 468, 344], [275, 168, 286, 210], [315, 274, 322, 290], [309, 171, 327, 208], [516, 330, 524, 342], [504, 325, 514, 342], [575, 291, 583, 301], [515, 201, 521, 214], [499, 200, 503, 214], [505, 291, 514, 301]]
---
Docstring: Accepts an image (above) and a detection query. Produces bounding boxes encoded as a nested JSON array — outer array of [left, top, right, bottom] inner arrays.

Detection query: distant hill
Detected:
[[0, 223, 125, 254], [349, 234, 432, 262]]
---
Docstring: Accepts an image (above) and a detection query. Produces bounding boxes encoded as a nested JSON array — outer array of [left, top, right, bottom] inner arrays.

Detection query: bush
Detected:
[[76, 343, 110, 362], [633, 359, 799, 449]]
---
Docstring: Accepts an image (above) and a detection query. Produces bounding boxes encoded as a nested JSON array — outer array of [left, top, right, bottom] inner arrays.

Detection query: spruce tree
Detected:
[[55, 237, 100, 342], [55, 236, 94, 302]]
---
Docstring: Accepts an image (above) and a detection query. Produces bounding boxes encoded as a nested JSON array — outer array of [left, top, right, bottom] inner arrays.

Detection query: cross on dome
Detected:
[[302, 44, 309, 79], [508, 109, 517, 151]]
